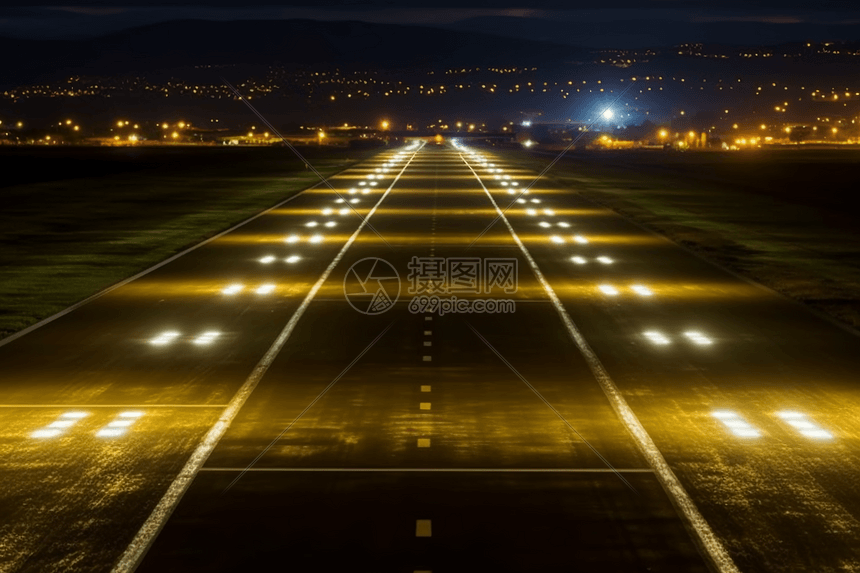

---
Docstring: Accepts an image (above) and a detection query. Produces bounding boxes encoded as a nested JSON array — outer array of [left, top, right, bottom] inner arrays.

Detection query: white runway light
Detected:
[[684, 331, 713, 345], [530, 199, 541, 203], [543, 209, 555, 216], [97, 411, 144, 438], [305, 221, 318, 228], [32, 411, 89, 438], [571, 256, 587, 265], [150, 331, 180, 345], [526, 209, 537, 216], [285, 255, 300, 263], [285, 235, 300, 244], [347, 188, 357, 195], [643, 331, 671, 345], [309, 234, 324, 243], [339, 208, 349, 215], [259, 255, 276, 264], [596, 256, 613, 264], [193, 331, 220, 345], [712, 410, 761, 438], [255, 284, 276, 295], [324, 221, 337, 227], [550, 235, 565, 244], [573, 235, 589, 244], [777, 411, 833, 439], [322, 208, 333, 215], [631, 285, 653, 296], [557, 222, 570, 228], [598, 284, 619, 296], [222, 284, 243, 295], [539, 221, 551, 228]]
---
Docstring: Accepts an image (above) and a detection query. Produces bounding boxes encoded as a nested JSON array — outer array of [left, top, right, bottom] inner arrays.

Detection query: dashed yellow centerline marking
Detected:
[[422, 356, 432, 362], [420, 403, 431, 410], [417, 438, 431, 448], [421, 385, 431, 392], [423, 341, 432, 347]]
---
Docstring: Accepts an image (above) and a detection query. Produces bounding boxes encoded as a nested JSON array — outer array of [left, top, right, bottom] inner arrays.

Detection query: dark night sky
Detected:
[[2, 1, 860, 47]]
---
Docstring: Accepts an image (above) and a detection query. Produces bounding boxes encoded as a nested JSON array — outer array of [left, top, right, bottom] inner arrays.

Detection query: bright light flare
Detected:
[[712, 410, 761, 438], [150, 331, 180, 345], [684, 331, 713, 345], [598, 284, 619, 296], [32, 411, 89, 439], [643, 331, 671, 345], [193, 331, 220, 345], [631, 285, 653, 296], [777, 411, 833, 439], [602, 109, 614, 120]]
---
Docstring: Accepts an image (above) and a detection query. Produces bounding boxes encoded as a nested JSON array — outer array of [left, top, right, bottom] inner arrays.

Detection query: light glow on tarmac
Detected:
[[255, 284, 276, 295], [712, 411, 761, 438], [150, 331, 180, 345], [631, 285, 654, 296], [643, 331, 671, 345], [684, 331, 713, 345], [97, 411, 144, 438], [599, 284, 619, 296], [32, 411, 89, 438], [193, 331, 220, 345], [777, 411, 833, 439]]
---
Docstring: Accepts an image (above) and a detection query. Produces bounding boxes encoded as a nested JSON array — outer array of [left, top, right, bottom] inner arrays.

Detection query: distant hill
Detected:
[[443, 16, 860, 49], [0, 19, 587, 88]]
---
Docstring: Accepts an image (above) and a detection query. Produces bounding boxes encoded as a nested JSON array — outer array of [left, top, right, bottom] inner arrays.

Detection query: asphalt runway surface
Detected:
[[2, 142, 859, 572]]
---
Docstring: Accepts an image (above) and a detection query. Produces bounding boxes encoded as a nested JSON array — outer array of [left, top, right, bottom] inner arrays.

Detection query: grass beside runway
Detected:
[[0, 145, 381, 340], [486, 147, 860, 331]]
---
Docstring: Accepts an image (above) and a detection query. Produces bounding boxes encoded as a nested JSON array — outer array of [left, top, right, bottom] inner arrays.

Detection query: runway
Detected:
[[2, 142, 859, 572]]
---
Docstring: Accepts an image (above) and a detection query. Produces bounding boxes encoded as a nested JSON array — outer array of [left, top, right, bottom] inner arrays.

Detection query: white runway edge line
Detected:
[[0, 161, 362, 349], [461, 154, 740, 573], [112, 146, 421, 573]]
